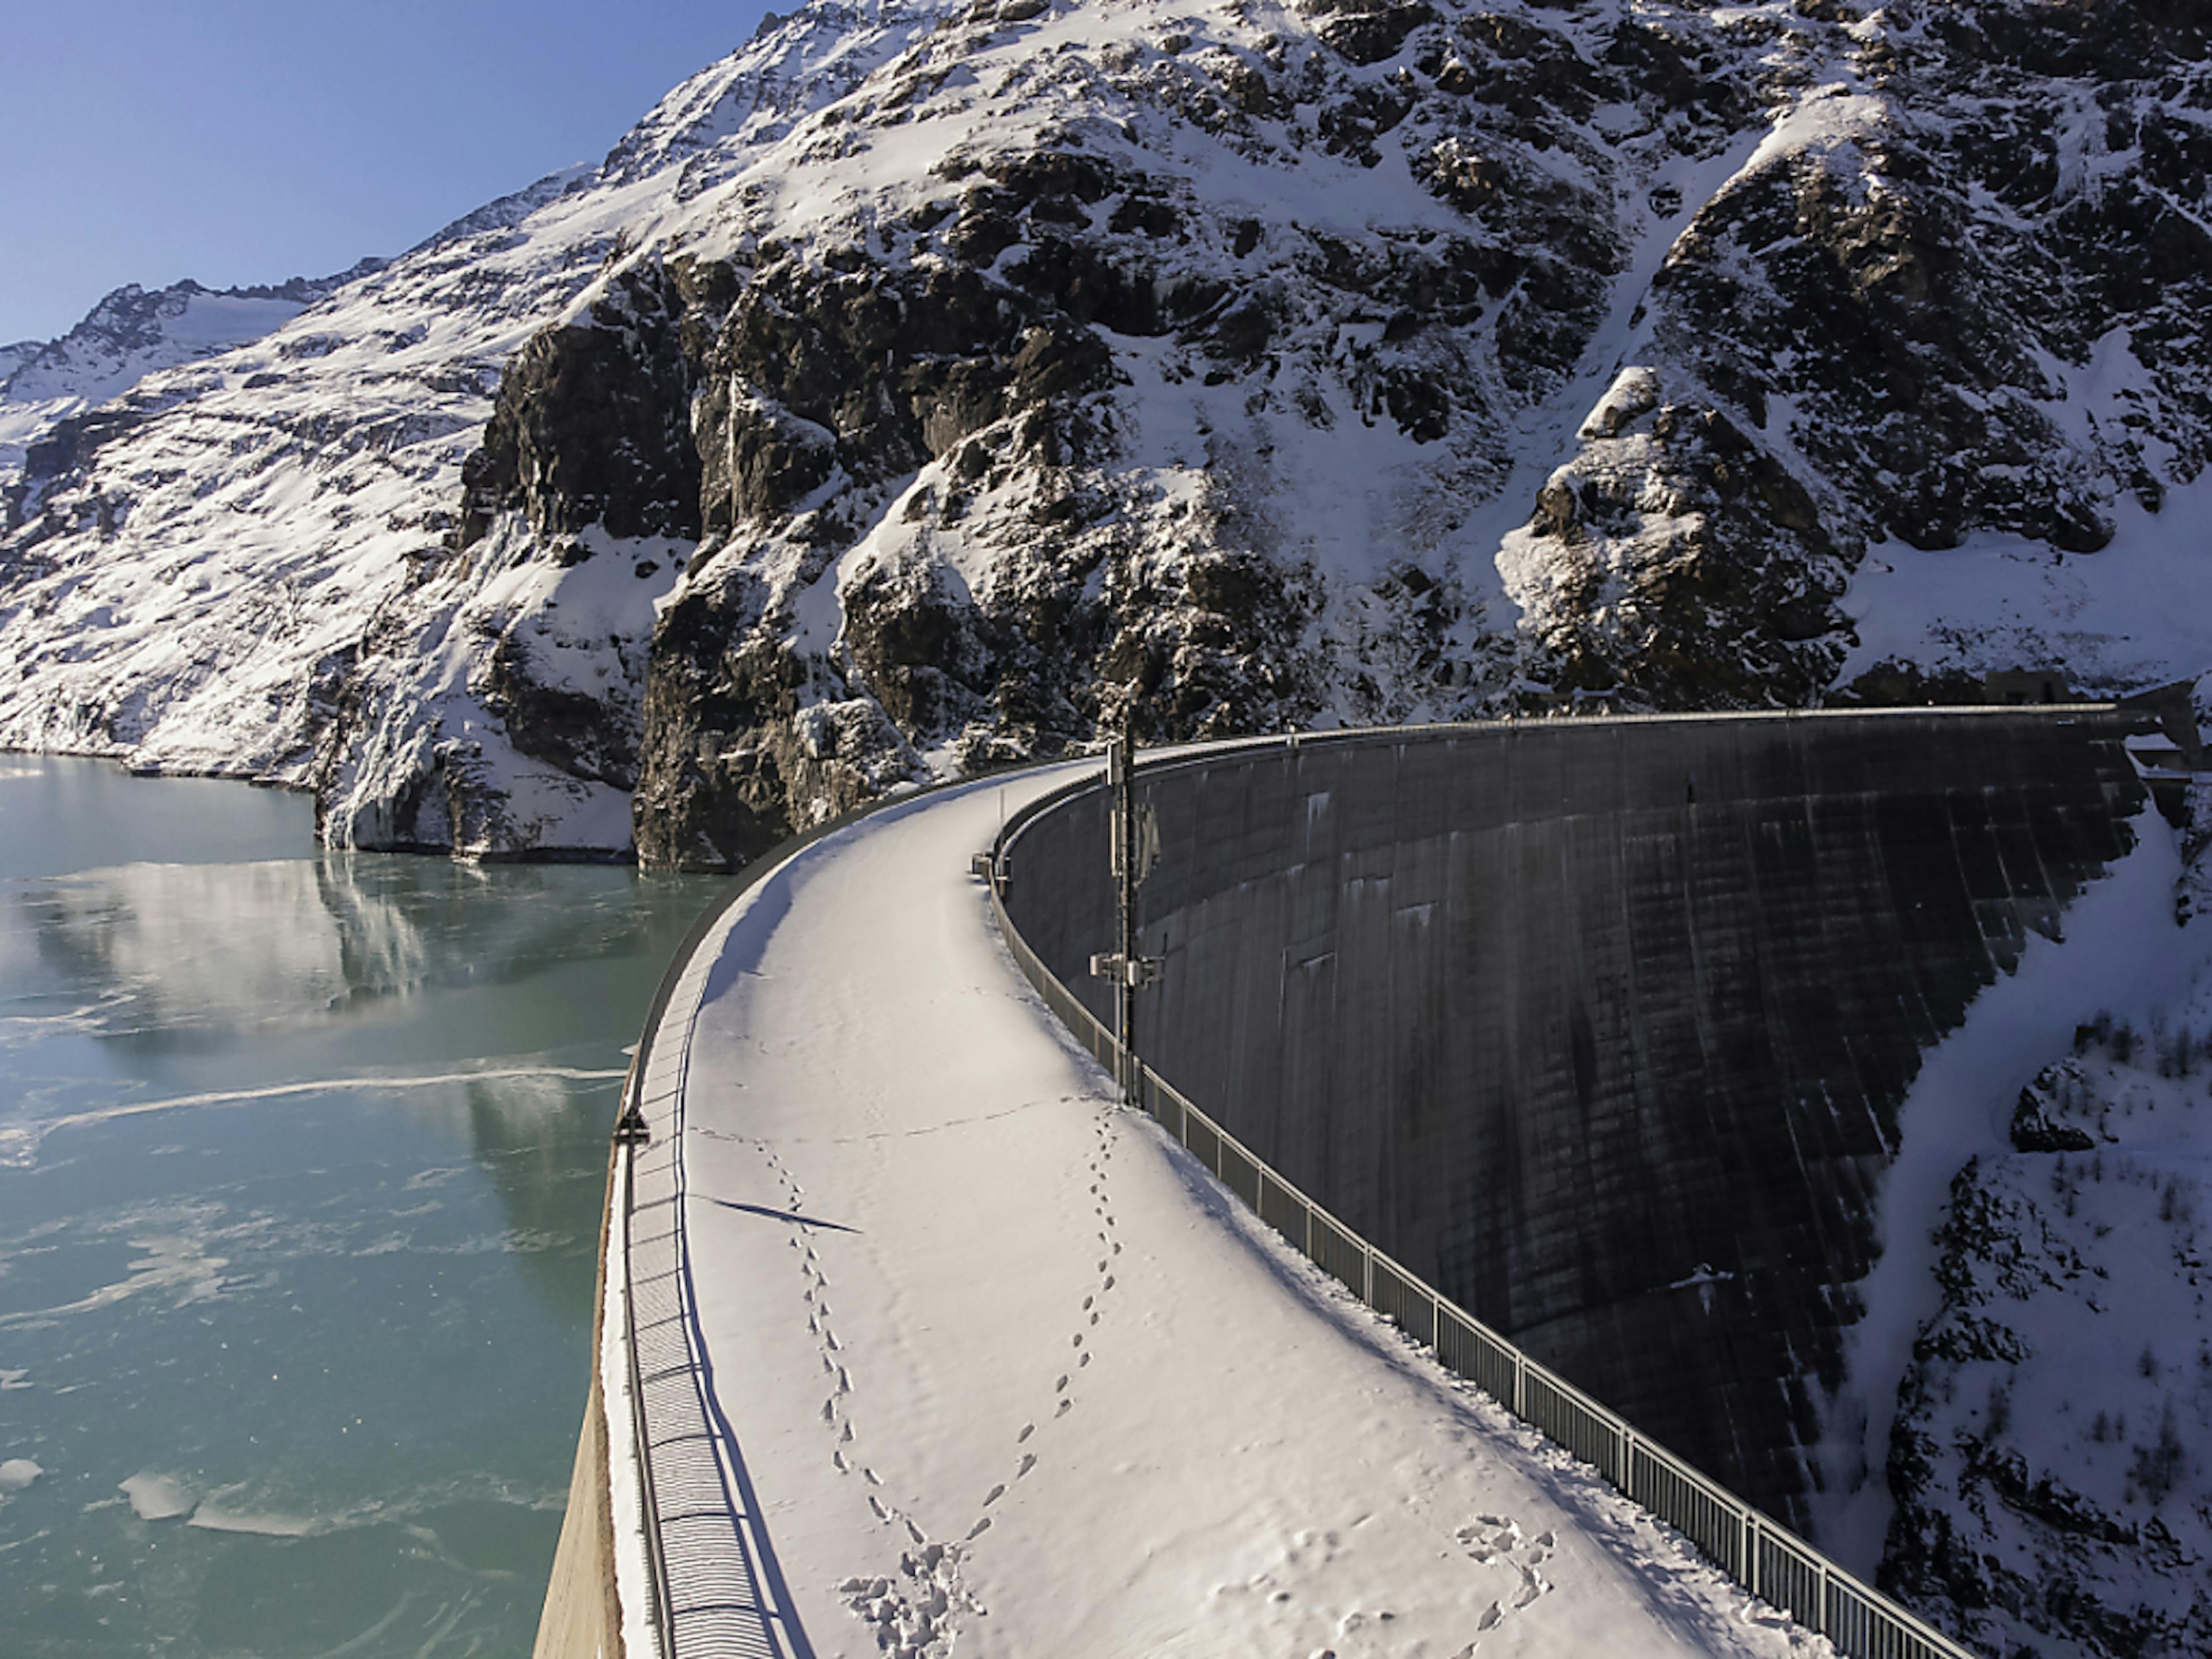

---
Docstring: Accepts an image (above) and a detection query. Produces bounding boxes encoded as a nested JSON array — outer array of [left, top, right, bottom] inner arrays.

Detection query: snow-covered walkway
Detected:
[[641, 764, 1817, 1658]]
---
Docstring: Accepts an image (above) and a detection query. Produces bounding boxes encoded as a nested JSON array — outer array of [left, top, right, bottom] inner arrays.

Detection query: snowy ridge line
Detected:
[[983, 726, 2001, 1659]]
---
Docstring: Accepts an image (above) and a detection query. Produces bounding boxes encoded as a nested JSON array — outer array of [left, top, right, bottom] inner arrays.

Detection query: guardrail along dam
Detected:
[[1001, 709, 2152, 1532]]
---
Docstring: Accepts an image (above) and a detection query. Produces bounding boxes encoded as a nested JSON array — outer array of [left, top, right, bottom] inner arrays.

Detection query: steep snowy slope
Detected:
[[0, 270, 384, 476], [1882, 917, 2212, 1659], [2, 0, 2207, 870]]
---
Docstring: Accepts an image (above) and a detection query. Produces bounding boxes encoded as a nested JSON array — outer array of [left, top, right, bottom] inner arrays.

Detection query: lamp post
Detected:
[[1092, 732, 1160, 1106]]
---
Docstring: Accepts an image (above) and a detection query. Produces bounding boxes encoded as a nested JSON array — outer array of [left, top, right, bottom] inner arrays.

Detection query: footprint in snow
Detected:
[[1456, 1517, 1554, 1615]]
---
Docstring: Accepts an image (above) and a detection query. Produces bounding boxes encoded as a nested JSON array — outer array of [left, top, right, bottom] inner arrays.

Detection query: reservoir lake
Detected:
[[0, 756, 719, 1656]]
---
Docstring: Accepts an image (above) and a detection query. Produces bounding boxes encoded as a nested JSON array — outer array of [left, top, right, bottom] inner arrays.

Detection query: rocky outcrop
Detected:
[[459, 261, 702, 548], [1505, 1, 2212, 705], [1499, 379, 1849, 705], [3, 0, 2210, 872], [1883, 997, 2212, 1659]]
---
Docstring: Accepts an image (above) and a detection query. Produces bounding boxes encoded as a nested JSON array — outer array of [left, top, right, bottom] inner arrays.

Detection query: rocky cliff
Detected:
[[5, 3, 2212, 1649], [1883, 948, 2212, 1658], [3, 0, 2207, 867]]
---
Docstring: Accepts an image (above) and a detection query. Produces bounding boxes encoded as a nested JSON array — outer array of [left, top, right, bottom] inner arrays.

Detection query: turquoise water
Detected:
[[0, 757, 718, 1656]]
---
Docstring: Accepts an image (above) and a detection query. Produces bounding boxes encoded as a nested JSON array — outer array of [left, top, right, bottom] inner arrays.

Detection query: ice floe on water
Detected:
[[0, 1064, 627, 1169], [0, 1230, 232, 1328], [115, 1472, 321, 1536], [0, 1457, 41, 1491], [119, 1471, 195, 1521], [188, 1502, 320, 1537]]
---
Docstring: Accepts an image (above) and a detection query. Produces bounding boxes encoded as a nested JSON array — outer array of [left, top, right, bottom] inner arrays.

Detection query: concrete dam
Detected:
[[999, 709, 2153, 1533]]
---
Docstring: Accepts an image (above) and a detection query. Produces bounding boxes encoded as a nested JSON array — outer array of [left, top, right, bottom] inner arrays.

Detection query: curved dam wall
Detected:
[[1001, 711, 2150, 1530]]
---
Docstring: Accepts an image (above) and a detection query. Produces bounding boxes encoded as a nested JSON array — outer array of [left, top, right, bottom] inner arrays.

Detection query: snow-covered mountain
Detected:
[[5, 0, 2207, 869], [5, 3, 2211, 1650], [0, 266, 385, 475]]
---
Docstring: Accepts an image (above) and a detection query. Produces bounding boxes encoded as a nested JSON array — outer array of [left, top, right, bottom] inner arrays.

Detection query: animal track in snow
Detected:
[[768, 1126, 971, 1636], [956, 1108, 1126, 1555], [839, 1536, 985, 1658], [1455, 1517, 1556, 1618]]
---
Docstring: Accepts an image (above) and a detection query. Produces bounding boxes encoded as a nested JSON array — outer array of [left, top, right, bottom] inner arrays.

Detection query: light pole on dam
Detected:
[[1001, 707, 2156, 1539]]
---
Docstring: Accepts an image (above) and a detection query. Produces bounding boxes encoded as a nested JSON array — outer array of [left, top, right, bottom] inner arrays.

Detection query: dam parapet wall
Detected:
[[999, 708, 2152, 1531]]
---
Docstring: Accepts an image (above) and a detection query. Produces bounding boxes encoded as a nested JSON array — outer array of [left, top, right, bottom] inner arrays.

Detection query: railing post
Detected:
[[1107, 735, 1136, 1109]]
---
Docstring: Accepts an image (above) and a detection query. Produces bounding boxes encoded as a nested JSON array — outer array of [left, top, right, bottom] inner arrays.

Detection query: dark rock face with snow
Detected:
[[9, 0, 2209, 869], [1883, 981, 2212, 1659]]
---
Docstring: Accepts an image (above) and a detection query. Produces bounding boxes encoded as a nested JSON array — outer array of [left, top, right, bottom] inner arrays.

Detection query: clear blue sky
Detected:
[[0, 1, 777, 344]]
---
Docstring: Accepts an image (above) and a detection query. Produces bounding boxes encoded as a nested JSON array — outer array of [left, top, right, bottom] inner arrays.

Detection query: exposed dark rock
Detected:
[[1883, 1013, 2212, 1659], [459, 262, 702, 547], [1506, 399, 1851, 706], [480, 632, 640, 790]]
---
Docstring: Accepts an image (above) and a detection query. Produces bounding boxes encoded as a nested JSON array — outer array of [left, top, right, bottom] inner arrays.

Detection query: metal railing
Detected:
[[603, 707, 2128, 1657], [617, 929, 786, 1659], [608, 764, 1080, 1659], [983, 741, 1990, 1659], [613, 1089, 673, 1656]]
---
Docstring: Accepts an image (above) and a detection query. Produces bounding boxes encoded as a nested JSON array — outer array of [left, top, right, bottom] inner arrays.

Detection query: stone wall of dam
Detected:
[[1000, 710, 2153, 1532]]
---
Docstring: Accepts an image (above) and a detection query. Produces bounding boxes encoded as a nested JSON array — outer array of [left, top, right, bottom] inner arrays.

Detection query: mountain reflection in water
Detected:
[[0, 757, 718, 1658]]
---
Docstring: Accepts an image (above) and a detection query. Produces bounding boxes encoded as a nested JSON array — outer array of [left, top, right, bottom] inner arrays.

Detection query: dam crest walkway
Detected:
[[584, 710, 2158, 1659]]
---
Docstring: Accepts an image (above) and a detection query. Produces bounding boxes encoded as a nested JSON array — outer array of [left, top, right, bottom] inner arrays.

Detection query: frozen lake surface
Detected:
[[0, 756, 717, 1657]]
